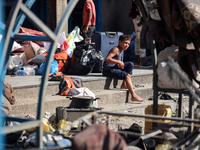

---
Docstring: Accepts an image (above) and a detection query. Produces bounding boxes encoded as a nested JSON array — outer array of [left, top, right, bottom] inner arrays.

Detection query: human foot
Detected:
[[131, 95, 145, 102]]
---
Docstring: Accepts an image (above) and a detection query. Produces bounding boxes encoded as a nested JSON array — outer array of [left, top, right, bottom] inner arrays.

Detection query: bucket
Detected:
[[144, 104, 171, 133]]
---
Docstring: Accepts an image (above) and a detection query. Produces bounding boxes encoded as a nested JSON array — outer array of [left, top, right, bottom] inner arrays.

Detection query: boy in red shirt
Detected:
[[81, 0, 96, 45]]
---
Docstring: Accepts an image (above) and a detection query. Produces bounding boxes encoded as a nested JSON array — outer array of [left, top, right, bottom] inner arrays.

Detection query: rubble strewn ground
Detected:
[[4, 91, 200, 149], [102, 94, 198, 132]]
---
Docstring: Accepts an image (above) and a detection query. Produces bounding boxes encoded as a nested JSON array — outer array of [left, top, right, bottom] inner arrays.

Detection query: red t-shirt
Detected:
[[83, 0, 96, 26]]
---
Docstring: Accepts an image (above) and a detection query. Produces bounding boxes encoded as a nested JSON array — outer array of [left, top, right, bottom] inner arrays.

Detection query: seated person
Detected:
[[102, 34, 145, 102]]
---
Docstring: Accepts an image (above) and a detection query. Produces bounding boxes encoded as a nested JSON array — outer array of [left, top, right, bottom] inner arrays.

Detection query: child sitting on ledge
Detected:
[[102, 34, 145, 102]]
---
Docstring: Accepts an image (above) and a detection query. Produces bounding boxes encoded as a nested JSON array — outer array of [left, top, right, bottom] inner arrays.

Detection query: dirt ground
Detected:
[[100, 93, 199, 133]]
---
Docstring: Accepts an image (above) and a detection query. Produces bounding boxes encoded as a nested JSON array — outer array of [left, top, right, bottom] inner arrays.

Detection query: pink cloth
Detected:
[[72, 124, 127, 150]]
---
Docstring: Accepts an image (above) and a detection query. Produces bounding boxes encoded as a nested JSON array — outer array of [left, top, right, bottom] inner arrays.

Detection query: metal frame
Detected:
[[57, 110, 200, 149], [58, 110, 200, 135], [133, 0, 194, 122], [0, 0, 79, 148]]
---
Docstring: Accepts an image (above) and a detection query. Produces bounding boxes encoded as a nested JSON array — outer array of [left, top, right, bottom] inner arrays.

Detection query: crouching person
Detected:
[[102, 34, 145, 102]]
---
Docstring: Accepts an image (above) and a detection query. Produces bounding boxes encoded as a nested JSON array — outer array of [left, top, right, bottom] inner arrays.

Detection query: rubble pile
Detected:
[[7, 26, 83, 77], [4, 102, 200, 150]]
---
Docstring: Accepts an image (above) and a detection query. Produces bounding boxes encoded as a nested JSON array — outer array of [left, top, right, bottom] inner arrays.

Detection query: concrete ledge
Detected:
[[9, 73, 153, 100], [11, 84, 153, 117], [12, 95, 70, 117], [7, 69, 153, 117]]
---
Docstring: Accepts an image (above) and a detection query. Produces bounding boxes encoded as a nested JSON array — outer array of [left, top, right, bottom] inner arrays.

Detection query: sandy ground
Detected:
[[100, 93, 199, 133]]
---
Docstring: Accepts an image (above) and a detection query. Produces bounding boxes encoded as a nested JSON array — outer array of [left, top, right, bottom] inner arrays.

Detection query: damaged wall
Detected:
[[48, 0, 68, 33]]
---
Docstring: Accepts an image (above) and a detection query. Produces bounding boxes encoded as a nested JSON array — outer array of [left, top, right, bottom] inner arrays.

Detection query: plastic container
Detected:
[[15, 69, 25, 76], [15, 67, 35, 76], [8, 55, 23, 70], [23, 66, 36, 76], [145, 104, 171, 133], [28, 118, 55, 133], [42, 118, 55, 133]]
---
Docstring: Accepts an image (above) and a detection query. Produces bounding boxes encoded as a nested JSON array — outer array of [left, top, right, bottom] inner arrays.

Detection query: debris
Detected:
[[72, 124, 127, 150], [44, 112, 51, 119], [155, 144, 172, 150], [24, 131, 71, 148]]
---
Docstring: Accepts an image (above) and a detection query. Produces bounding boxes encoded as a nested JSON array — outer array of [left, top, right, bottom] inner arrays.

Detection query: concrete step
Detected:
[[7, 72, 153, 100], [5, 68, 153, 117], [11, 84, 153, 117]]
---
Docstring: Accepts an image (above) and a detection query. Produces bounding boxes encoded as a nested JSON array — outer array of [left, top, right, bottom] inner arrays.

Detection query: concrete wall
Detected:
[[101, 0, 134, 35], [48, 0, 67, 33], [48, 0, 134, 35]]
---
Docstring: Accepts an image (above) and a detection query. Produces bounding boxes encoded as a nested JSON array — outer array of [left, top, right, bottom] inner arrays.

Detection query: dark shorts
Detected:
[[102, 62, 134, 80], [81, 25, 96, 38]]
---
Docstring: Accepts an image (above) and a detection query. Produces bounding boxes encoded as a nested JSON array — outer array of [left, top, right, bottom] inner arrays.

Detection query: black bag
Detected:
[[91, 50, 104, 73], [67, 44, 103, 75]]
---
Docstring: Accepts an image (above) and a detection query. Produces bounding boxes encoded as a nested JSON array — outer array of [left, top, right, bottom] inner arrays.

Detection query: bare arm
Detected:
[[105, 47, 124, 69], [82, 8, 92, 33]]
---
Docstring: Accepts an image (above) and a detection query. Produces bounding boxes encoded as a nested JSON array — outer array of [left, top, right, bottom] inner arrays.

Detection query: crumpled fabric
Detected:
[[157, 61, 187, 89], [72, 124, 127, 150], [49, 72, 82, 96], [0, 95, 12, 115], [44, 32, 70, 52], [175, 0, 200, 37], [3, 81, 16, 105], [1, 81, 16, 116], [24, 131, 71, 148], [68, 87, 95, 99], [66, 26, 84, 58]]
